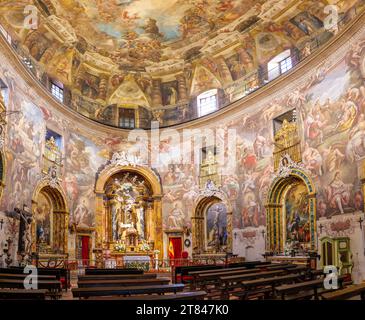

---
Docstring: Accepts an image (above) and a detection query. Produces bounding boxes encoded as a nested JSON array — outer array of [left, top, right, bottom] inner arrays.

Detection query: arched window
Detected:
[[267, 49, 293, 81], [197, 89, 218, 117]]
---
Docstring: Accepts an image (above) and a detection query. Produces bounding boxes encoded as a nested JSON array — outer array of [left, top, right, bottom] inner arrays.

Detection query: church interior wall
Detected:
[[0, 8, 365, 280]]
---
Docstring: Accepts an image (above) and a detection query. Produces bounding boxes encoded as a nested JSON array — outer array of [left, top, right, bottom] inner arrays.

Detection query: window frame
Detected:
[[119, 108, 136, 129], [197, 89, 218, 117], [50, 81, 64, 103]]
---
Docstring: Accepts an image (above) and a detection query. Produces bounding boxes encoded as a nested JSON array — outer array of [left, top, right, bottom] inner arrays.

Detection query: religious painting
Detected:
[[206, 202, 228, 250], [76, 72, 100, 99], [226, 53, 246, 81], [34, 193, 52, 247], [161, 81, 179, 106], [285, 181, 310, 245], [290, 11, 324, 36]]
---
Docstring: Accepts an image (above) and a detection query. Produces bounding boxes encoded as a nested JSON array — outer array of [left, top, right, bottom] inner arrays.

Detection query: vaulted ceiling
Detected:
[[0, 0, 362, 127]]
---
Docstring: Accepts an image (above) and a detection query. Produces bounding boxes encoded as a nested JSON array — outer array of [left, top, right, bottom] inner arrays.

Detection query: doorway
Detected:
[[77, 235, 90, 266], [169, 237, 183, 260]]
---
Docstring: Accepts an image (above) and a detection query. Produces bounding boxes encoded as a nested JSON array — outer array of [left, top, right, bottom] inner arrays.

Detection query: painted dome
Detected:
[[0, 0, 362, 128]]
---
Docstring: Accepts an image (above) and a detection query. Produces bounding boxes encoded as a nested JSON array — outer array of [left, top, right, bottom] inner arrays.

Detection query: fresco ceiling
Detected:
[[0, 0, 363, 127]]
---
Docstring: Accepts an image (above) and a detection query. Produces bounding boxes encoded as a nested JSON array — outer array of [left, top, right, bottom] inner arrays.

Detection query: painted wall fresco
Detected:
[[1, 0, 364, 128], [1, 9, 365, 273]]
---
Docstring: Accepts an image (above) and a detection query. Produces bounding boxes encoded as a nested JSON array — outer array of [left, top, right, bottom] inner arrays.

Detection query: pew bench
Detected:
[[77, 277, 170, 288], [321, 283, 365, 300], [78, 273, 157, 281], [0, 279, 62, 299], [84, 268, 143, 275], [276, 276, 346, 300], [0, 289, 48, 300], [2, 267, 69, 291], [235, 273, 304, 300], [219, 270, 286, 299], [191, 268, 261, 291], [0, 273, 56, 280], [89, 291, 207, 300], [72, 284, 185, 299]]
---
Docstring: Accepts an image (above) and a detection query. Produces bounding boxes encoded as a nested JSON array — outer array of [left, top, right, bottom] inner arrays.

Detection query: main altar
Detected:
[[93, 155, 165, 269]]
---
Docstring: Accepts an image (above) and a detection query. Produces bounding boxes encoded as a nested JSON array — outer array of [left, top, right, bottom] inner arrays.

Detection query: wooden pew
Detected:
[[228, 261, 272, 269], [263, 264, 297, 271], [78, 273, 157, 281], [0, 279, 62, 299], [321, 283, 365, 300], [72, 284, 185, 299], [174, 265, 223, 284], [77, 277, 170, 288], [276, 275, 346, 300], [3, 267, 69, 291], [219, 270, 286, 299], [0, 273, 56, 280], [236, 274, 304, 300], [89, 291, 207, 301], [85, 268, 143, 275], [0, 289, 47, 300], [190, 268, 261, 291]]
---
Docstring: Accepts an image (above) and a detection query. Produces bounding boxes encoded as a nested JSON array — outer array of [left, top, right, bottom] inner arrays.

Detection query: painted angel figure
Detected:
[[326, 171, 352, 214]]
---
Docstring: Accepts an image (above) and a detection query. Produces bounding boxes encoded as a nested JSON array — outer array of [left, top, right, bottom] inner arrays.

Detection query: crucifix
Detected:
[[359, 216, 365, 256], [5, 205, 33, 260], [261, 229, 266, 239], [358, 217, 364, 230]]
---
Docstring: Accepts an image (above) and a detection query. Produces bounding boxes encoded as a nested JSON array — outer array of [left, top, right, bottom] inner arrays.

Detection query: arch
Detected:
[[94, 164, 164, 256], [95, 165, 162, 196], [31, 180, 69, 255], [192, 188, 233, 255], [265, 167, 317, 252]]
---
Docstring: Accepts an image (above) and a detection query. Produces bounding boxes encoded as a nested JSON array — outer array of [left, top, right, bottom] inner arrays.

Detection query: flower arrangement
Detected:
[[114, 241, 126, 252], [139, 241, 151, 252]]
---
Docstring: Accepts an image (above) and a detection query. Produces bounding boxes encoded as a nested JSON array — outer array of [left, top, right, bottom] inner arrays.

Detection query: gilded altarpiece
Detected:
[[95, 157, 163, 258], [31, 181, 69, 257], [192, 185, 232, 256], [265, 158, 317, 253], [266, 118, 317, 254]]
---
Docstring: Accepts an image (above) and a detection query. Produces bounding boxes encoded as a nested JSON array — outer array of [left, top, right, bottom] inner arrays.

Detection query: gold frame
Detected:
[[31, 180, 69, 255], [192, 192, 233, 255], [95, 164, 164, 257], [265, 168, 317, 253]]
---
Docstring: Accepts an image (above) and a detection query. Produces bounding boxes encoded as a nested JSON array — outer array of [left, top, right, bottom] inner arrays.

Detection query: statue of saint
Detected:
[[135, 203, 145, 240]]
